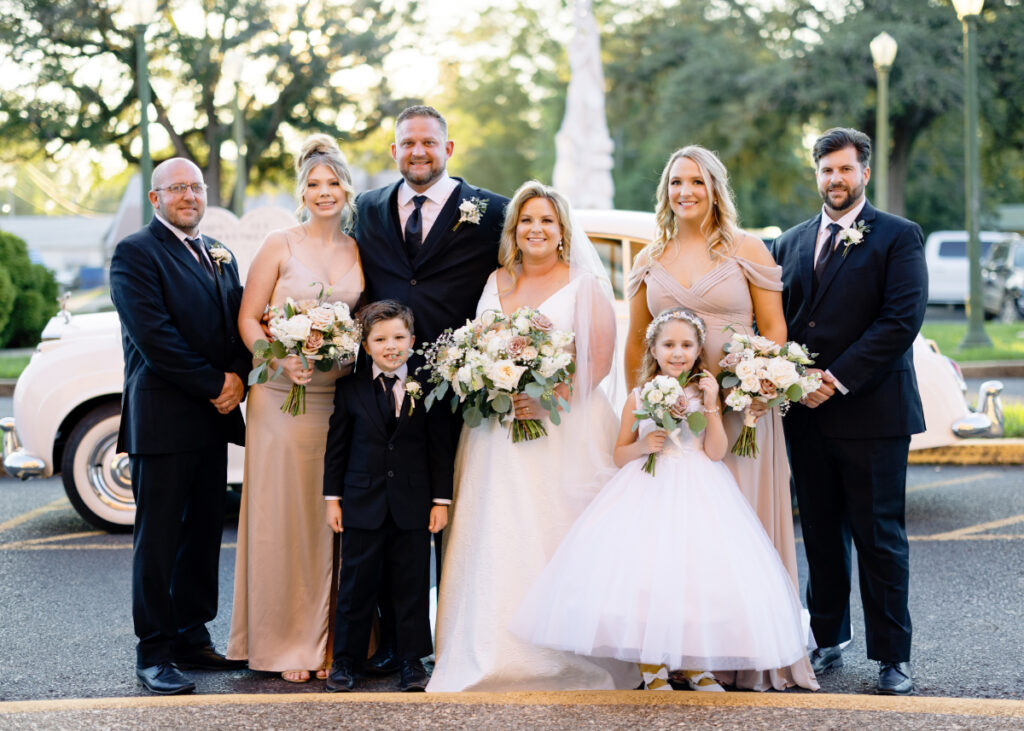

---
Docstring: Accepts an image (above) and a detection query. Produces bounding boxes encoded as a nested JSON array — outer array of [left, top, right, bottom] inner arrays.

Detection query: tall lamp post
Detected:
[[953, 0, 992, 348], [125, 0, 157, 224], [224, 54, 246, 217], [870, 32, 897, 213]]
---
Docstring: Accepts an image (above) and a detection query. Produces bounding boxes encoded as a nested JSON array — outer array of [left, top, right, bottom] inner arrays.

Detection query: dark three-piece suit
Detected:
[[772, 200, 928, 663], [110, 217, 250, 667]]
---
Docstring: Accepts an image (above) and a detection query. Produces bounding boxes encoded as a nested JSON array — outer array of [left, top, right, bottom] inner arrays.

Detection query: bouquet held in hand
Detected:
[[717, 331, 821, 458], [632, 373, 708, 476], [249, 288, 360, 416], [419, 306, 574, 442]]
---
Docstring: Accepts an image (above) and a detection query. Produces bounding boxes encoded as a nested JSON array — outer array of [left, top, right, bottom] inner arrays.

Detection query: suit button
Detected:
[[387, 470, 394, 478], [410, 279, 417, 286], [388, 444, 394, 451], [808, 321, 816, 328]]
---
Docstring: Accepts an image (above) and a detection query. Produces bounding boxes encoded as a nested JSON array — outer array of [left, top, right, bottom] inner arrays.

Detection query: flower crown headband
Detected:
[[645, 309, 706, 344]]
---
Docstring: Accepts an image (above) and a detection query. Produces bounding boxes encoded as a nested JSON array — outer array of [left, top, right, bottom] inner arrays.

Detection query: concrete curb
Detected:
[[909, 438, 1024, 465], [0, 379, 14, 397], [958, 361, 1024, 378]]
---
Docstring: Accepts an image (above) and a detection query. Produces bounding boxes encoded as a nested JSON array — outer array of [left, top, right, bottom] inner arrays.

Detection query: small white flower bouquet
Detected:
[[453, 197, 488, 231], [418, 306, 575, 442], [633, 373, 707, 476], [717, 331, 822, 458], [249, 286, 361, 416]]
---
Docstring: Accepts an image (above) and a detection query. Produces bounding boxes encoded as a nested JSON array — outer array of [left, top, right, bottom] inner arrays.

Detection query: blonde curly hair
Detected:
[[294, 133, 356, 228], [650, 145, 739, 263], [498, 180, 572, 293]]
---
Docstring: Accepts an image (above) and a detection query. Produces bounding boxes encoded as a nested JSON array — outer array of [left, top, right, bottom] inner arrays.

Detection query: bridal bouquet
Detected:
[[249, 289, 360, 416], [419, 306, 575, 442], [717, 331, 821, 458], [633, 373, 707, 476]]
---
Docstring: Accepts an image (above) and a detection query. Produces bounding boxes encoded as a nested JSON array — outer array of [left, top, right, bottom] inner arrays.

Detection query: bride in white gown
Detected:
[[427, 181, 639, 692]]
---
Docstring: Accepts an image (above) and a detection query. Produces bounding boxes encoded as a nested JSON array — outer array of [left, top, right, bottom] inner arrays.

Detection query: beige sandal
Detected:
[[281, 670, 311, 683]]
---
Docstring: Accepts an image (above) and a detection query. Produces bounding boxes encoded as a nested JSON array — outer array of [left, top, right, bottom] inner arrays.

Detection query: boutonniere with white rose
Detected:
[[838, 220, 871, 259], [208, 241, 233, 274], [404, 376, 422, 415], [453, 197, 488, 231]]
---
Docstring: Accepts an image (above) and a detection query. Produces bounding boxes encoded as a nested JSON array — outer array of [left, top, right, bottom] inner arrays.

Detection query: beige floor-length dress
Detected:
[[629, 256, 816, 691], [226, 253, 362, 672]]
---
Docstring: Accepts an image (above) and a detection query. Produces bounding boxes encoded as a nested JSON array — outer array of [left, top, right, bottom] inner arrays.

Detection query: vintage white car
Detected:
[[1, 207, 995, 531]]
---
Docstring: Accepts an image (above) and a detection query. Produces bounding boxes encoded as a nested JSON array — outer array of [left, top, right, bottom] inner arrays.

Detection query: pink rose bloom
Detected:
[[530, 312, 554, 332], [719, 351, 743, 370], [303, 330, 325, 356], [668, 395, 689, 420], [759, 378, 778, 399], [506, 334, 529, 358]]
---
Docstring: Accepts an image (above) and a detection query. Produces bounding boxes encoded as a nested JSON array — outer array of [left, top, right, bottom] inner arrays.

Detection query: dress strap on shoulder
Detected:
[[626, 258, 652, 299], [732, 256, 783, 292]]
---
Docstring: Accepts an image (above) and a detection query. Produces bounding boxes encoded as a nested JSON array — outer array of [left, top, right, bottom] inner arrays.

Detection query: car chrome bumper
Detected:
[[0, 417, 47, 479]]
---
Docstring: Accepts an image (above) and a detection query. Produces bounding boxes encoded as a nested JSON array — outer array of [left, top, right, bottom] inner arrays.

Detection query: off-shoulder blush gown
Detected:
[[628, 256, 816, 691], [226, 251, 362, 673]]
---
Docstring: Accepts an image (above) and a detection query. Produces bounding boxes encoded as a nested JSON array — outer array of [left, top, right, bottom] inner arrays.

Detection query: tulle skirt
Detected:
[[511, 446, 813, 673]]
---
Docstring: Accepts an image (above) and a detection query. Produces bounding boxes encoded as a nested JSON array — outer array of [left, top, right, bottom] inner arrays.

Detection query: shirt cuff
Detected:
[[325, 496, 341, 501], [433, 499, 452, 505], [825, 369, 848, 395]]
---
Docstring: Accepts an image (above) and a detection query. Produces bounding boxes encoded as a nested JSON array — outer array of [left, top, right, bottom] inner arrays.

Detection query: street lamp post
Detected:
[[953, 0, 992, 349], [125, 0, 157, 224], [870, 32, 898, 213], [224, 55, 246, 217]]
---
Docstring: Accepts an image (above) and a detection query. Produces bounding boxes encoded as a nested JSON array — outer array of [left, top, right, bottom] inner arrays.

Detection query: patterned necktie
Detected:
[[813, 223, 843, 285], [185, 236, 214, 279], [403, 195, 428, 259]]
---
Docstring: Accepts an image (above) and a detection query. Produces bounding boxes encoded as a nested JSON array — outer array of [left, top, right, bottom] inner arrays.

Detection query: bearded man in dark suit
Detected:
[[110, 158, 250, 695], [771, 128, 927, 696], [352, 105, 509, 675]]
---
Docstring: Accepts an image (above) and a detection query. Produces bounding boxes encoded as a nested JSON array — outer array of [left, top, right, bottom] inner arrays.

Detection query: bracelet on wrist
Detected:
[[704, 407, 720, 416]]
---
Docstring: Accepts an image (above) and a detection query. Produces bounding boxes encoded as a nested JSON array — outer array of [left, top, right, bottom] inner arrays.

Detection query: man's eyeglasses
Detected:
[[154, 183, 208, 196]]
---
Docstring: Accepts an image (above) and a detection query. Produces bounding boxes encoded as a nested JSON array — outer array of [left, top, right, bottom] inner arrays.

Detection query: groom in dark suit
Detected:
[[353, 105, 509, 675], [110, 158, 250, 695], [771, 128, 927, 695]]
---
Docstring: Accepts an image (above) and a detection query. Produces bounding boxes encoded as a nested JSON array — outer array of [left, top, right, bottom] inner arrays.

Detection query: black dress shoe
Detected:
[[877, 661, 914, 695], [809, 645, 844, 674], [326, 661, 357, 692], [364, 646, 400, 676], [136, 663, 196, 695], [399, 658, 429, 692], [176, 644, 247, 671]]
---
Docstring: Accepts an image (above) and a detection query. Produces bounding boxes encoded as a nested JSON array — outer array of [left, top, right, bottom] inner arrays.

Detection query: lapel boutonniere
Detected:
[[404, 376, 423, 415], [838, 220, 871, 259], [453, 197, 488, 231], [208, 241, 233, 274]]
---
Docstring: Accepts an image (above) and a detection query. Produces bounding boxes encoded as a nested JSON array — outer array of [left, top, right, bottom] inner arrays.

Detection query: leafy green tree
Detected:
[[0, 0, 415, 207], [0, 268, 15, 338], [0, 230, 59, 347]]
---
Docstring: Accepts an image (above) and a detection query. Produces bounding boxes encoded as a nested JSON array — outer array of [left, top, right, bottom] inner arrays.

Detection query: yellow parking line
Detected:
[[918, 513, 1024, 541], [906, 471, 998, 494], [0, 691, 1021, 718], [0, 497, 70, 535], [0, 539, 237, 551]]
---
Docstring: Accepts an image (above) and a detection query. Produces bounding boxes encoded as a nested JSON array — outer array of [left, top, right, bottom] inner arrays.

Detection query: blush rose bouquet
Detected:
[[717, 330, 821, 457], [418, 306, 575, 442], [632, 373, 708, 476], [248, 286, 360, 416]]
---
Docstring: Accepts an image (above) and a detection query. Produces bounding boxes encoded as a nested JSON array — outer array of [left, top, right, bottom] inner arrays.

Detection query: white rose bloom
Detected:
[[786, 342, 811, 364], [551, 330, 574, 350], [270, 314, 312, 348], [749, 335, 780, 354], [486, 359, 527, 391], [485, 334, 504, 358], [537, 357, 559, 378], [734, 358, 758, 380], [740, 376, 762, 393], [453, 325, 473, 344], [457, 365, 475, 386], [767, 358, 800, 389], [308, 306, 335, 331], [444, 346, 463, 364], [479, 310, 498, 329], [648, 389, 664, 404], [553, 351, 573, 369], [514, 315, 531, 333], [726, 390, 753, 411], [521, 345, 539, 362], [539, 343, 555, 357]]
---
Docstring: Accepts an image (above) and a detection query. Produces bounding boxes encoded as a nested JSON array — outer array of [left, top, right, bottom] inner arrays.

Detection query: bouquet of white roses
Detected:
[[632, 373, 708, 476], [419, 306, 575, 442], [717, 331, 821, 458], [249, 287, 360, 416]]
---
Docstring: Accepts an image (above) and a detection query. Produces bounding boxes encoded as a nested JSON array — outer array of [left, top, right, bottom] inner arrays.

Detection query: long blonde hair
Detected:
[[294, 133, 356, 228], [498, 180, 572, 292], [650, 145, 739, 262]]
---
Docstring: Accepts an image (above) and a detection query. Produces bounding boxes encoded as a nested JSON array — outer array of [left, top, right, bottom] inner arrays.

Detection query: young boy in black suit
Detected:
[[323, 300, 451, 692]]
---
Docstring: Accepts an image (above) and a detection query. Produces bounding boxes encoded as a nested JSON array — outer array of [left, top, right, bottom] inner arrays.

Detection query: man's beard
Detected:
[[403, 161, 443, 187], [820, 182, 864, 214]]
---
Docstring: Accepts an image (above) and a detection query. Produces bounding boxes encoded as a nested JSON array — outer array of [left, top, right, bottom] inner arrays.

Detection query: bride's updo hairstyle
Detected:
[[639, 307, 707, 384], [498, 180, 572, 291], [651, 145, 739, 262], [294, 133, 356, 227]]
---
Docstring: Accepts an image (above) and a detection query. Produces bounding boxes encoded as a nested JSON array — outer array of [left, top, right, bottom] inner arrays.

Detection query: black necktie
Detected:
[[376, 373, 398, 431], [185, 236, 214, 279], [403, 195, 427, 259], [813, 223, 843, 286]]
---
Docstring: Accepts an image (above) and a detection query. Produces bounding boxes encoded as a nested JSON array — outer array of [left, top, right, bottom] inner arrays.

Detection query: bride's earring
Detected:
[[557, 240, 564, 253]]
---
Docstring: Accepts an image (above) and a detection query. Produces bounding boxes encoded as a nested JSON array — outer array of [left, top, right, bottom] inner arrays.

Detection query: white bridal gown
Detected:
[[427, 272, 639, 692]]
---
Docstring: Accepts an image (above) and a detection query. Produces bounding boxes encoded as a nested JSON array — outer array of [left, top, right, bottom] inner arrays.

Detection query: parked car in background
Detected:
[[925, 230, 1016, 305], [981, 235, 1024, 322], [1, 208, 999, 531]]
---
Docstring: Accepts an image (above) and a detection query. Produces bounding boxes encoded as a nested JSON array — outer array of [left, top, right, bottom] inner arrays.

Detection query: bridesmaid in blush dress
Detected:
[[226, 135, 363, 683], [624, 145, 815, 691]]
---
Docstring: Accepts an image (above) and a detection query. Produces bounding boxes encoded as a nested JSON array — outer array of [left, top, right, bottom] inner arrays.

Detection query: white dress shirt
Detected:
[[813, 197, 868, 396], [154, 212, 213, 269], [396, 173, 458, 243]]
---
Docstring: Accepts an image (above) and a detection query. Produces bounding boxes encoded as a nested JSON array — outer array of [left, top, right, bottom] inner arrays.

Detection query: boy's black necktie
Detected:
[[376, 373, 398, 432]]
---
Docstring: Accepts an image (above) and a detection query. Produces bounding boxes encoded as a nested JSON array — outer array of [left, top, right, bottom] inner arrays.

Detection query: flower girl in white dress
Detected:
[[511, 307, 818, 692]]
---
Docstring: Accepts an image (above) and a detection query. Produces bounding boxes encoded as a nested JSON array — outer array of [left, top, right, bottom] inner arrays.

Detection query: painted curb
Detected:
[[909, 438, 1024, 465]]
